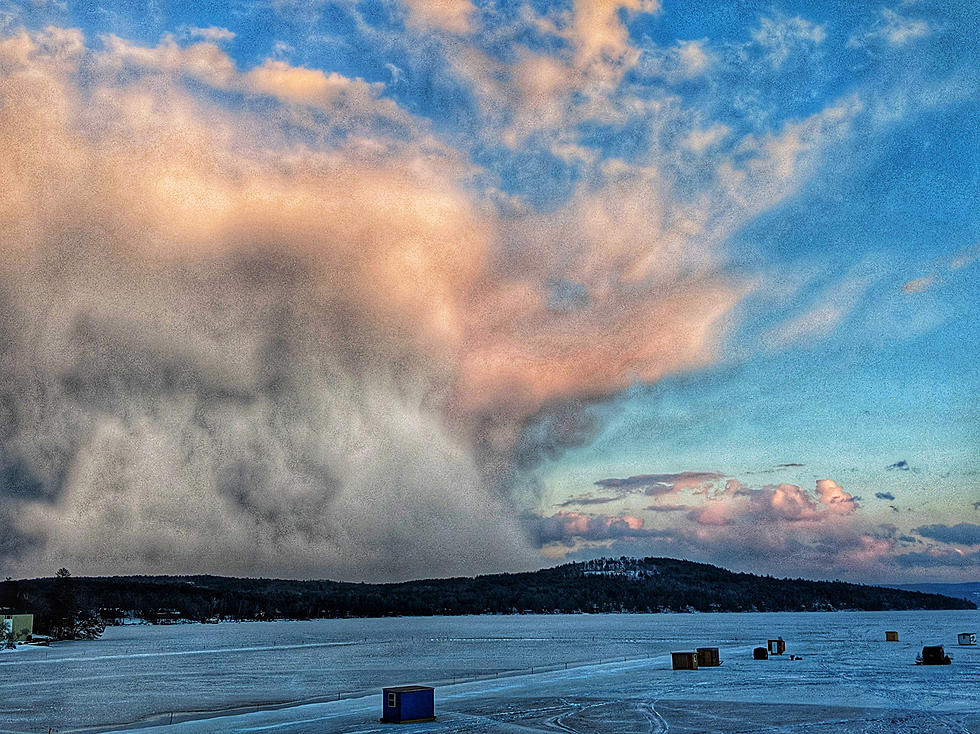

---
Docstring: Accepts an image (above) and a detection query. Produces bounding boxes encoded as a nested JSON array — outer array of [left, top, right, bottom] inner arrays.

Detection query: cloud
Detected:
[[557, 470, 725, 509], [894, 548, 980, 568], [544, 468, 977, 578], [0, 26, 533, 580], [0, 24, 799, 581], [555, 471, 724, 508], [0, 18, 871, 581], [638, 38, 714, 84], [688, 478, 858, 526], [816, 479, 860, 513], [950, 245, 978, 271], [874, 491, 895, 501], [749, 13, 826, 69], [914, 523, 980, 546], [401, 0, 476, 34], [855, 8, 933, 47], [570, 0, 661, 67], [595, 471, 724, 496], [556, 494, 623, 507], [762, 265, 872, 349], [574, 519, 902, 580], [184, 26, 236, 43], [902, 276, 935, 293], [99, 34, 411, 131], [682, 124, 730, 154], [522, 511, 653, 548]]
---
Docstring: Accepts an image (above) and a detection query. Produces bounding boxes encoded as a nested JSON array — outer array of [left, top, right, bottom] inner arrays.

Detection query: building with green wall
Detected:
[[2, 613, 34, 643]]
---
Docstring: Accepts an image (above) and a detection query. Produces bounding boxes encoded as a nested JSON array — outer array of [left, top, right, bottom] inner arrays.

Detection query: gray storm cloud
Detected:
[[2, 244, 533, 580], [0, 27, 536, 580]]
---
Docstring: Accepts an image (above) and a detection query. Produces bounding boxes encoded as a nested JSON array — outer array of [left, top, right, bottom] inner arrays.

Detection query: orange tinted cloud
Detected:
[[689, 478, 858, 526], [402, 0, 476, 33]]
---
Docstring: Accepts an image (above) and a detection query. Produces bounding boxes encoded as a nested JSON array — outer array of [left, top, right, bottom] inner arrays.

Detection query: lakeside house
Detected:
[[2, 612, 34, 643]]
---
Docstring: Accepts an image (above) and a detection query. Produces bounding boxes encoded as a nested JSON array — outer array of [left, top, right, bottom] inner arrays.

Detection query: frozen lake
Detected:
[[1, 610, 978, 733]]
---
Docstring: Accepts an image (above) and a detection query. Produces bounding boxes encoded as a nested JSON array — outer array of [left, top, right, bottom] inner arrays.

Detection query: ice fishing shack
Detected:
[[696, 647, 721, 667], [917, 646, 951, 665], [671, 651, 699, 670], [381, 685, 435, 723], [958, 632, 977, 646], [767, 638, 786, 655], [885, 631, 899, 642]]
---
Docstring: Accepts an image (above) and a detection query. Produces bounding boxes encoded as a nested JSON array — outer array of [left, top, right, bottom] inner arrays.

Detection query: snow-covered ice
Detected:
[[1, 610, 977, 733]]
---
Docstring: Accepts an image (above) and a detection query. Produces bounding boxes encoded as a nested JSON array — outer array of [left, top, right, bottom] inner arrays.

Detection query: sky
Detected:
[[0, 0, 977, 584]]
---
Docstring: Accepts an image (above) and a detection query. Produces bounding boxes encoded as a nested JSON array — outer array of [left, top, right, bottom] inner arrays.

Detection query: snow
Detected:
[[1, 610, 977, 733]]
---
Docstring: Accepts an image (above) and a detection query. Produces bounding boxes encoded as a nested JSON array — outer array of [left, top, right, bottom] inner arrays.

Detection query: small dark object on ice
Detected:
[[916, 645, 951, 665]]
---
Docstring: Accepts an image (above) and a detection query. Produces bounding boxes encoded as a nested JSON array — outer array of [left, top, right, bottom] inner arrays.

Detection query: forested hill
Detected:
[[5, 557, 973, 633], [891, 582, 980, 608]]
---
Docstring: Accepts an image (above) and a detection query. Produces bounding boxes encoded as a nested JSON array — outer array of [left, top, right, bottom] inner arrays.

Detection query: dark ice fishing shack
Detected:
[[671, 651, 699, 670], [696, 647, 721, 667], [381, 686, 435, 723], [916, 646, 951, 665]]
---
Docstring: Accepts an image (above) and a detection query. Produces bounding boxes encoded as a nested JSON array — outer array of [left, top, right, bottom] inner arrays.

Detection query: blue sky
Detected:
[[0, 0, 976, 582]]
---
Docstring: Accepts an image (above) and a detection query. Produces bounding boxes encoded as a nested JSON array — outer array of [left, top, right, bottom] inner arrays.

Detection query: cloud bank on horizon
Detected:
[[0, 0, 976, 583]]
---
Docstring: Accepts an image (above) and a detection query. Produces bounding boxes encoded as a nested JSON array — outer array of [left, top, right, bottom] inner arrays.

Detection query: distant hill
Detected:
[[890, 582, 980, 608], [4, 557, 974, 634]]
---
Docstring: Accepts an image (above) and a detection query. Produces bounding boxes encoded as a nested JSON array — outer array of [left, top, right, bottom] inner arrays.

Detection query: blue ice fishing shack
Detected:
[[381, 685, 435, 723]]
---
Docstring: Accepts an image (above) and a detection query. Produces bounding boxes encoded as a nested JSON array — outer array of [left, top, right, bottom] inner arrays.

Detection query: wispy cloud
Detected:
[[849, 7, 933, 48], [749, 13, 826, 69], [595, 471, 724, 496], [645, 503, 693, 513], [902, 276, 935, 293], [182, 25, 236, 43]]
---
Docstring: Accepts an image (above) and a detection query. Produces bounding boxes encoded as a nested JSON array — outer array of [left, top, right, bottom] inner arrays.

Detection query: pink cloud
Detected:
[[689, 479, 857, 526], [525, 511, 651, 547]]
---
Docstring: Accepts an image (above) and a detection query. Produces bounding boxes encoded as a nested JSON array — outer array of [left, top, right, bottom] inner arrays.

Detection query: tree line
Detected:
[[2, 557, 973, 638]]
